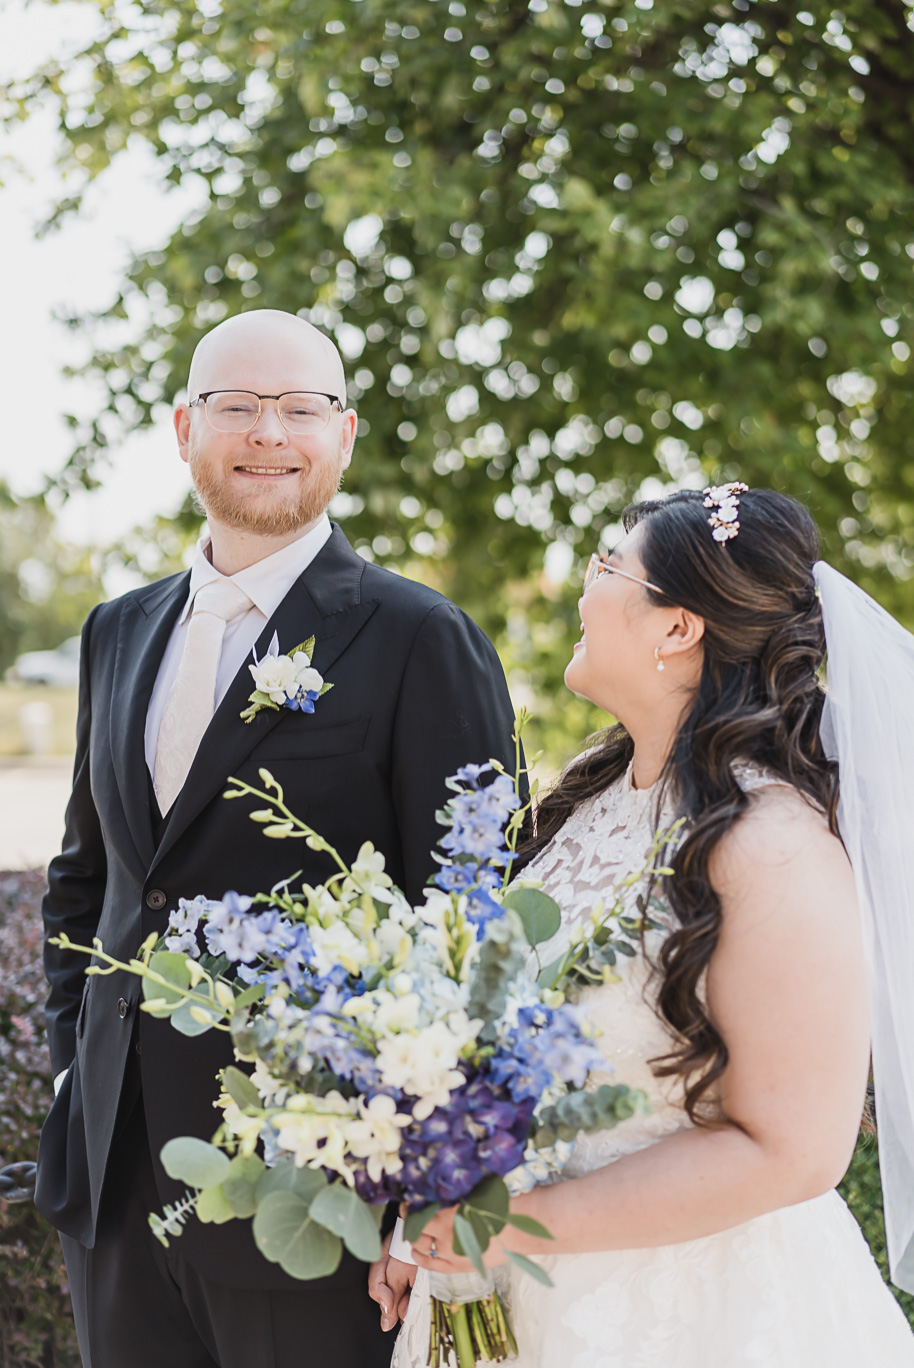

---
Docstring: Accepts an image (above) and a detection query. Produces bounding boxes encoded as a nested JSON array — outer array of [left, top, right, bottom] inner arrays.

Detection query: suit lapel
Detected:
[[109, 572, 190, 870], [148, 526, 378, 874]]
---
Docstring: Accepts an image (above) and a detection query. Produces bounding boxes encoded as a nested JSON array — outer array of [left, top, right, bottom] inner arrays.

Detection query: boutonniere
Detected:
[[240, 632, 334, 724]]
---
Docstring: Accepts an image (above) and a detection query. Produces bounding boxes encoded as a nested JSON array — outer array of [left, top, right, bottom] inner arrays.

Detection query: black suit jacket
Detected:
[[36, 524, 520, 1289]]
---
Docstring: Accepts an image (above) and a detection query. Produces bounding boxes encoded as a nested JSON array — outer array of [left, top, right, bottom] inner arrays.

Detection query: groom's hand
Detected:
[[368, 1231, 417, 1332]]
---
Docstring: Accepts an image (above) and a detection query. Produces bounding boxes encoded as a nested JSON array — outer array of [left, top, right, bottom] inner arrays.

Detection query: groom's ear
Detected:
[[174, 403, 192, 462]]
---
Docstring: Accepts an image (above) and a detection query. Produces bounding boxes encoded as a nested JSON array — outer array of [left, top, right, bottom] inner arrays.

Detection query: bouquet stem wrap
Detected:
[[427, 1267, 517, 1367]]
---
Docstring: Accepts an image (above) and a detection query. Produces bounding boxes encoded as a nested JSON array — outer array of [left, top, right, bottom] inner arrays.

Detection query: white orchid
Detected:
[[373, 989, 422, 1035], [344, 1095, 411, 1183], [309, 921, 370, 977], [251, 1058, 290, 1107], [376, 1019, 467, 1118], [350, 842, 393, 891], [271, 1091, 357, 1177], [373, 917, 413, 967]]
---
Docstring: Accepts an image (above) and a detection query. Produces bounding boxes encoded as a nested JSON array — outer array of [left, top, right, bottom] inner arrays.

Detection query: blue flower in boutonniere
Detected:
[[240, 632, 334, 724]]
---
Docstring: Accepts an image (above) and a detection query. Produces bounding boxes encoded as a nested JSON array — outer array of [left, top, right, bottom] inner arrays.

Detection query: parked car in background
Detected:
[[9, 636, 81, 687]]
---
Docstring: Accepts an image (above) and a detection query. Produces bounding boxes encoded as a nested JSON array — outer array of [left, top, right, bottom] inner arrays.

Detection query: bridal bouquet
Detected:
[[52, 721, 676, 1368]]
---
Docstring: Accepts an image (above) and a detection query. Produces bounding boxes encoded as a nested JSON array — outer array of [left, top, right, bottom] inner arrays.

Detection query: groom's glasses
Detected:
[[584, 552, 664, 595], [190, 390, 343, 435]]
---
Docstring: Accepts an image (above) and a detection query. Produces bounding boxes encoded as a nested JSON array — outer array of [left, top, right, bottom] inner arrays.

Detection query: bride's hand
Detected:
[[405, 1204, 508, 1274]]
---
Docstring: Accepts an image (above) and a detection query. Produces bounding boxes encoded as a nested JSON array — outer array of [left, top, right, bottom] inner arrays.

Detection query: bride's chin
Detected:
[[564, 655, 589, 694]]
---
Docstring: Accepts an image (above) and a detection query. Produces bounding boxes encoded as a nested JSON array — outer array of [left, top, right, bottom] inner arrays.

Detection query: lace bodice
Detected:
[[523, 760, 780, 1174]]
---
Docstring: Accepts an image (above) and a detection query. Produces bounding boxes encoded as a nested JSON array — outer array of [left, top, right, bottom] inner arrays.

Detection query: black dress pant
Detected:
[[60, 1077, 395, 1368]]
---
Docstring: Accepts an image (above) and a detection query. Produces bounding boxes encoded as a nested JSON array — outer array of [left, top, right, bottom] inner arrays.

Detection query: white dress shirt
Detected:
[[144, 515, 333, 776]]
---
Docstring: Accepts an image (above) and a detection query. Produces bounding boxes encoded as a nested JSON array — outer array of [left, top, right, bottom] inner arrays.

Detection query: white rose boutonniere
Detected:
[[240, 632, 334, 724]]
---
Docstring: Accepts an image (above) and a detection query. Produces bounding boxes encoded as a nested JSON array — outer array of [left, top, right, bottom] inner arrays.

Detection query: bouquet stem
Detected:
[[427, 1288, 516, 1366]]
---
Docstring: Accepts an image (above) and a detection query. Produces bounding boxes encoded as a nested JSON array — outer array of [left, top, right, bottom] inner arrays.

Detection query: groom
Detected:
[[36, 308, 520, 1367]]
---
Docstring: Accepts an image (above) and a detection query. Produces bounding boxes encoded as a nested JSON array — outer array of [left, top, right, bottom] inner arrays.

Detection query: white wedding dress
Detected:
[[393, 763, 914, 1367]]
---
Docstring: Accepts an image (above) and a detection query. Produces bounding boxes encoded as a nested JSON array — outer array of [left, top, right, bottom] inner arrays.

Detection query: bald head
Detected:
[[188, 309, 347, 406]]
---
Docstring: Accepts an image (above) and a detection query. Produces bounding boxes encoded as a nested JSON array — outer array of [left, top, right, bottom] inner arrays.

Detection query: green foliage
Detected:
[[8, 0, 914, 762], [252, 1188, 343, 1279], [532, 1080, 649, 1145], [840, 1133, 914, 1329], [466, 907, 529, 1032], [308, 1182, 383, 1261], [501, 885, 562, 946], [160, 1136, 232, 1188], [0, 483, 103, 678], [222, 1154, 266, 1218], [0, 871, 78, 1366]]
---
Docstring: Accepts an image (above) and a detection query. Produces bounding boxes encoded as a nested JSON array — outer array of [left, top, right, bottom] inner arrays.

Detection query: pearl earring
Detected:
[[654, 646, 665, 673]]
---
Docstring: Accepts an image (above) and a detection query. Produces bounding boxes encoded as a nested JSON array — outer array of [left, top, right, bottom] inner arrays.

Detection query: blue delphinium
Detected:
[[284, 686, 322, 714], [163, 895, 221, 957], [202, 892, 299, 964], [489, 1003, 605, 1102], [434, 764, 521, 926]]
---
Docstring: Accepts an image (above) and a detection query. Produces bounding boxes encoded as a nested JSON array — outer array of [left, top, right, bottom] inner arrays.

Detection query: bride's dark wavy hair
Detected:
[[522, 487, 839, 1123]]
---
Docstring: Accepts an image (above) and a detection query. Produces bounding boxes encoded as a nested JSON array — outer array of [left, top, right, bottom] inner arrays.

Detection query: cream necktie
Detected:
[[153, 579, 254, 814]]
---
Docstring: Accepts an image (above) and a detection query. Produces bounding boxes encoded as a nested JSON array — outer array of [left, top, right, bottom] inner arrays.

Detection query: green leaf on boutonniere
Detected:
[[318, 682, 334, 696], [241, 690, 281, 724], [288, 636, 315, 659]]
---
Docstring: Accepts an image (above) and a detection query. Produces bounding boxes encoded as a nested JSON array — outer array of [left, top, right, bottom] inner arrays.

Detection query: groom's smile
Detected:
[[174, 310, 357, 548]]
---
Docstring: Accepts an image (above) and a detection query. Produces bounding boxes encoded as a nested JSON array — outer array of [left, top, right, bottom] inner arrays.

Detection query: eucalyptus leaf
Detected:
[[463, 1174, 509, 1235], [160, 1137, 231, 1189], [309, 1184, 382, 1262], [196, 1183, 234, 1225], [222, 1065, 261, 1112], [145, 951, 191, 1005], [536, 950, 567, 981], [223, 1154, 266, 1218], [233, 983, 266, 1011], [169, 1000, 220, 1036], [255, 1162, 327, 1207], [403, 1203, 440, 1244], [505, 1213, 554, 1240], [253, 1192, 342, 1280], [501, 888, 561, 947], [452, 1212, 485, 1276], [505, 1250, 554, 1287]]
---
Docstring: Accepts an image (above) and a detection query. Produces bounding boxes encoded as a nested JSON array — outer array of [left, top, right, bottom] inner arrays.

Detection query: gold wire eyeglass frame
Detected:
[[584, 552, 664, 595], [189, 390, 343, 435]]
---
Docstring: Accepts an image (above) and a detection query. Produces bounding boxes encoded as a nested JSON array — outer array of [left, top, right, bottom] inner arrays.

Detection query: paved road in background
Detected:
[[0, 757, 73, 873]]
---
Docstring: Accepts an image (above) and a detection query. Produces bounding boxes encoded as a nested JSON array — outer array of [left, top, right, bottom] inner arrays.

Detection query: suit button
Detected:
[[117, 998, 129, 1019], [146, 889, 167, 910]]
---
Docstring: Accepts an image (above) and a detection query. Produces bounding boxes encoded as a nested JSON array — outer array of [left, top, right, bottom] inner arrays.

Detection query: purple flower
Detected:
[[477, 1130, 526, 1175]]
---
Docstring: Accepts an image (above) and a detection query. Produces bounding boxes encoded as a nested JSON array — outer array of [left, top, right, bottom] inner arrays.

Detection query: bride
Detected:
[[372, 484, 914, 1365]]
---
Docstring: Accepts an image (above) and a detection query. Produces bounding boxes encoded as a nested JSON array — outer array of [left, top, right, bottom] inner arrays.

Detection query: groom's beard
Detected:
[[188, 432, 345, 537]]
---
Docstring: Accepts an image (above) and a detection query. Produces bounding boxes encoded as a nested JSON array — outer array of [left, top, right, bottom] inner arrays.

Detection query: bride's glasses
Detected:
[[190, 390, 343, 435], [584, 552, 664, 595]]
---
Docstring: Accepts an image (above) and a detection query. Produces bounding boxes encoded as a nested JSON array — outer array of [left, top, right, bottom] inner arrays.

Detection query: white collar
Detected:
[[180, 515, 333, 624]]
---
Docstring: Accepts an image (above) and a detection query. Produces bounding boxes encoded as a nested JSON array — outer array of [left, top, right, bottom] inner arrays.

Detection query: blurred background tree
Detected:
[[5, 0, 914, 767], [0, 483, 103, 676]]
